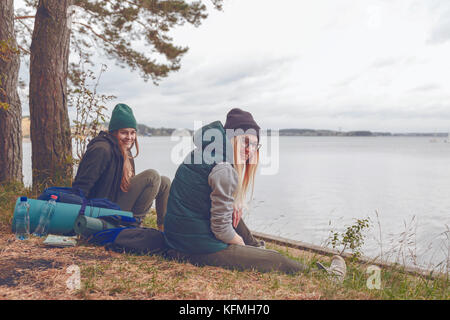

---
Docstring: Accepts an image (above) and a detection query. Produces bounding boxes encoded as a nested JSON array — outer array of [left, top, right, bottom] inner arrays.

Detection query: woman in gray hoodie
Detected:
[[163, 108, 346, 280]]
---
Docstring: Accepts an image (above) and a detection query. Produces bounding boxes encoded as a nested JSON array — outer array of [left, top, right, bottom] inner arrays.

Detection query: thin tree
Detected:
[[20, 0, 223, 188], [29, 0, 73, 189], [0, 0, 22, 185]]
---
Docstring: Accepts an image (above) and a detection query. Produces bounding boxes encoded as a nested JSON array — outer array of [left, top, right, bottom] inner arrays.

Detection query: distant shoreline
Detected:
[[22, 117, 448, 138], [21, 135, 449, 141]]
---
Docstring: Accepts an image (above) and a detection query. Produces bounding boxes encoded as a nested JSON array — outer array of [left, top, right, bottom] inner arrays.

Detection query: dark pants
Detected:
[[163, 219, 308, 274], [116, 169, 171, 227]]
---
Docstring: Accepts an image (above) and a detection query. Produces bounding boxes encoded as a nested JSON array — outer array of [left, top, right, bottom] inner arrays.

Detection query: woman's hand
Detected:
[[228, 233, 245, 246], [233, 206, 242, 228]]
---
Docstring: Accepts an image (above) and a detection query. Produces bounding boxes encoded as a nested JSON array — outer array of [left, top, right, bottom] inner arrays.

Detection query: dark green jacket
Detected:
[[163, 121, 234, 254], [72, 131, 134, 202]]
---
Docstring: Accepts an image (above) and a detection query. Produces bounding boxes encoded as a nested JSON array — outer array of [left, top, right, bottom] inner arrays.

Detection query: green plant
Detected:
[[328, 218, 371, 260], [69, 57, 116, 165], [0, 182, 34, 227]]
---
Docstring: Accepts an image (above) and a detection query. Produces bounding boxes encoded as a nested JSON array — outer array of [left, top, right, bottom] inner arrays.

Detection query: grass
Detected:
[[0, 182, 35, 227], [0, 183, 448, 300]]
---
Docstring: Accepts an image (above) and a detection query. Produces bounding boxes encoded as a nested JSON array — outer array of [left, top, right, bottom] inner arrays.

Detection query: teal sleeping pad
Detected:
[[11, 197, 133, 235], [73, 215, 117, 237]]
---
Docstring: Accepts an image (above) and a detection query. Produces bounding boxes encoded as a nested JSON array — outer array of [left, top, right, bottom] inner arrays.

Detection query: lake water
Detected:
[[22, 136, 450, 270]]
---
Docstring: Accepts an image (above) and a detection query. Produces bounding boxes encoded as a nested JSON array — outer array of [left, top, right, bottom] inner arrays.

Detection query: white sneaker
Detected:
[[316, 255, 347, 283]]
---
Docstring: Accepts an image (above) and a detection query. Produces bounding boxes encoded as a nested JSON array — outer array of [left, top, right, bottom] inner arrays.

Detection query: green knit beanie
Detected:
[[108, 103, 137, 132]]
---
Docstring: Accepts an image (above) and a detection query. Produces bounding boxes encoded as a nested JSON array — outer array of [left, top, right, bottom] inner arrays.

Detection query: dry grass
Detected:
[[0, 222, 375, 300], [1, 185, 447, 300]]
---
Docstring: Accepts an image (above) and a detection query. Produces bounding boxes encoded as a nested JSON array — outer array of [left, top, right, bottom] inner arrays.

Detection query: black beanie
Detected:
[[223, 108, 260, 141]]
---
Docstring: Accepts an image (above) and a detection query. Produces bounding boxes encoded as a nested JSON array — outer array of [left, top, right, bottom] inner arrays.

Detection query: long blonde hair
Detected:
[[232, 136, 259, 210], [111, 131, 139, 192]]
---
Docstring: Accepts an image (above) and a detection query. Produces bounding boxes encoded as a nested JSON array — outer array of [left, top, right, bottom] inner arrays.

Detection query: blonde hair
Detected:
[[111, 131, 139, 192], [232, 136, 259, 210]]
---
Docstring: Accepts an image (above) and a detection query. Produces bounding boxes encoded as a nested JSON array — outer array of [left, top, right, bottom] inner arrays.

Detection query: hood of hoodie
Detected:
[[192, 121, 234, 164]]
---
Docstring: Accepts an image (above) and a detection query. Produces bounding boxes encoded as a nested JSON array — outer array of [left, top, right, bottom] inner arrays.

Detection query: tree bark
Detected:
[[0, 0, 23, 185], [29, 0, 73, 189]]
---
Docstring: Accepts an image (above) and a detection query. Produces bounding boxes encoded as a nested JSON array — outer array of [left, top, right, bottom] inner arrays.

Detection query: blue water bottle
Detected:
[[33, 195, 58, 237], [14, 197, 30, 240]]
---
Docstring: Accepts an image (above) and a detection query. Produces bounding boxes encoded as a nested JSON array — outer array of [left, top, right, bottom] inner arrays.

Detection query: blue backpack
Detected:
[[38, 187, 121, 215], [38, 187, 153, 249], [88, 227, 133, 246]]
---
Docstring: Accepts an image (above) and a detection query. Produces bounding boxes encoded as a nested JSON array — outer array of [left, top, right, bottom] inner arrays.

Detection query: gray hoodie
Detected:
[[208, 162, 238, 243]]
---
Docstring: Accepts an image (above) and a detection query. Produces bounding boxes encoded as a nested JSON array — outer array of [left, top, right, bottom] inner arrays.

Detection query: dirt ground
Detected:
[[0, 225, 336, 300]]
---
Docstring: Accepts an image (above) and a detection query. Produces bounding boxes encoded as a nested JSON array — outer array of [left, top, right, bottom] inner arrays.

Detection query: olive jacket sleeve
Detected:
[[72, 143, 112, 199]]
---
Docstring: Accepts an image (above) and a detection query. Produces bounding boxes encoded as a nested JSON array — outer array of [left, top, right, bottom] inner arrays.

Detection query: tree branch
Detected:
[[14, 15, 35, 20], [17, 45, 31, 55], [74, 21, 111, 45]]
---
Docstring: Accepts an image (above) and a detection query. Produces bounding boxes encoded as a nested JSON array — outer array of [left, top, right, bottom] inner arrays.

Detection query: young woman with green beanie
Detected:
[[162, 108, 347, 280], [72, 103, 171, 230]]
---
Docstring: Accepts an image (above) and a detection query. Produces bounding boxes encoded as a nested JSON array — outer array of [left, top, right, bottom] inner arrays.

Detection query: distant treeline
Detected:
[[276, 129, 449, 137], [102, 122, 183, 136], [136, 126, 448, 137], [55, 119, 448, 137], [278, 129, 376, 136], [137, 124, 185, 136]]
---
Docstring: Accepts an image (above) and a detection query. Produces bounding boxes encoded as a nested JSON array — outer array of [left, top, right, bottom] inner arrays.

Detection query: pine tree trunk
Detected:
[[29, 0, 73, 189], [0, 0, 23, 185]]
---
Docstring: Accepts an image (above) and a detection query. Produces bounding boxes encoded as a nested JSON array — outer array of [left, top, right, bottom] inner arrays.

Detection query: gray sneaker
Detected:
[[316, 255, 347, 283], [256, 240, 266, 249]]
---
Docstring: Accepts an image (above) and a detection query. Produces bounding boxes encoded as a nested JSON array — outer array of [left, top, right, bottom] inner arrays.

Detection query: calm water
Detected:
[[23, 136, 450, 269]]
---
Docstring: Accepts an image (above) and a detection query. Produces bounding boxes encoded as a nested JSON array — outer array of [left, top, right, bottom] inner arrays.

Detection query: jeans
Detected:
[[163, 219, 308, 274], [116, 169, 171, 227]]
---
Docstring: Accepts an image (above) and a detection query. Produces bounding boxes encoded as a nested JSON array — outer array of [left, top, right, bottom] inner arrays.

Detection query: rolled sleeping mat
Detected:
[[11, 197, 133, 235], [73, 215, 116, 237]]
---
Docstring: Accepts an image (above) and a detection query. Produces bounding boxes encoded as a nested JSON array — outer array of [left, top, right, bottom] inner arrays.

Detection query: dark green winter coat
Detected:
[[163, 121, 234, 254], [72, 131, 134, 202]]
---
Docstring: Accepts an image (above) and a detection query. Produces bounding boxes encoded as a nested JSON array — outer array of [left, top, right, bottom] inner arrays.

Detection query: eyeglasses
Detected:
[[240, 137, 262, 150], [247, 142, 262, 150]]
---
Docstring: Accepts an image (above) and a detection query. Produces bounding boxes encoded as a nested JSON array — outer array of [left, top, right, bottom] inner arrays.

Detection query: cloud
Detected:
[[92, 53, 296, 127], [428, 14, 450, 44], [409, 84, 441, 93], [331, 105, 450, 120], [427, 1, 450, 44], [333, 73, 362, 88], [370, 57, 402, 69], [17, 0, 450, 132]]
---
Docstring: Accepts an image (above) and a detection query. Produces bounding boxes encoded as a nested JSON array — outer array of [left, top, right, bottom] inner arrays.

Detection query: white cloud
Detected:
[[427, 0, 450, 44], [18, 0, 450, 132]]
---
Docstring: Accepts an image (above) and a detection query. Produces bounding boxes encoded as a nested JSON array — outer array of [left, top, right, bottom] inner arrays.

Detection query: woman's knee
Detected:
[[160, 176, 171, 191], [141, 169, 161, 186]]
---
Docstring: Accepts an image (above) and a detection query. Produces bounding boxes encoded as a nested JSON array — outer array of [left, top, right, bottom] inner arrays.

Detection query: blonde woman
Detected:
[[163, 108, 347, 277], [72, 103, 171, 230]]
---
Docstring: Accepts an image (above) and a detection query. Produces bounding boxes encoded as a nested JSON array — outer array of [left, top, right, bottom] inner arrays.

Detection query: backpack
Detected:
[[80, 216, 166, 254], [86, 223, 167, 256], [75, 214, 140, 244], [103, 227, 168, 255], [38, 186, 121, 215], [39, 187, 167, 255]]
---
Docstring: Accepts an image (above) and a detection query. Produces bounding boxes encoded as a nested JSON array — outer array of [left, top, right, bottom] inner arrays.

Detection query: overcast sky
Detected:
[[20, 0, 450, 133]]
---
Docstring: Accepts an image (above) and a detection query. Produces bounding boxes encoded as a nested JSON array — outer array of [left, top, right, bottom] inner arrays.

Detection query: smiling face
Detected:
[[236, 134, 260, 163], [115, 128, 136, 150]]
